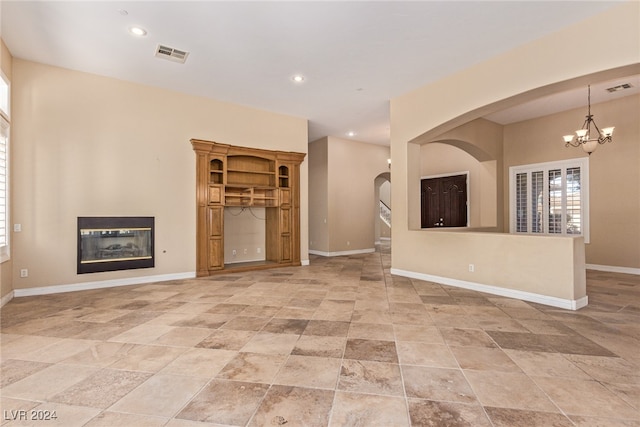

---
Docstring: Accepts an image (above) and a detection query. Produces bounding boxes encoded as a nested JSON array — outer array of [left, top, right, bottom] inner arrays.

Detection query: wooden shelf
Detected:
[[210, 170, 224, 184], [227, 168, 275, 175], [191, 139, 305, 276], [278, 165, 289, 188], [227, 173, 274, 187], [224, 184, 276, 190], [224, 185, 278, 207]]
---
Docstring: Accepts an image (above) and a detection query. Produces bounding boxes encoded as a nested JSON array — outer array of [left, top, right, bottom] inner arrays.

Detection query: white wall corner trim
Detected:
[[309, 248, 376, 257], [12, 272, 197, 298], [586, 264, 640, 276], [301, 259, 310, 266], [1, 290, 14, 307], [390, 268, 588, 311]]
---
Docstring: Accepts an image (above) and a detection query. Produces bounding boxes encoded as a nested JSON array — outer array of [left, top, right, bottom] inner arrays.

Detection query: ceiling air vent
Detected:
[[606, 83, 633, 93], [155, 44, 189, 64]]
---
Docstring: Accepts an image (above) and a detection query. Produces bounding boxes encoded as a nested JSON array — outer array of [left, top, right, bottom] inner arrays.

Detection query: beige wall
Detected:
[[504, 94, 640, 269], [308, 136, 390, 254], [393, 231, 585, 301], [390, 2, 639, 305], [224, 208, 267, 263], [328, 137, 389, 252], [1, 39, 13, 301], [11, 59, 308, 290], [0, 40, 11, 79], [308, 138, 329, 252]]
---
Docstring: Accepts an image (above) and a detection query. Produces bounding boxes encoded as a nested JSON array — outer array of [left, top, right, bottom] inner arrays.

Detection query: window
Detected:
[[0, 72, 9, 262], [509, 158, 589, 242]]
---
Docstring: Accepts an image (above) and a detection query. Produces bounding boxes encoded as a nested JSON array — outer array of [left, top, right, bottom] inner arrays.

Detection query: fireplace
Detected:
[[77, 217, 154, 274]]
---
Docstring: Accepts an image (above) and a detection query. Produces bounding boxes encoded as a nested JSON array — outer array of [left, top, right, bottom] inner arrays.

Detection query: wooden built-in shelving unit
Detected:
[[191, 139, 305, 276]]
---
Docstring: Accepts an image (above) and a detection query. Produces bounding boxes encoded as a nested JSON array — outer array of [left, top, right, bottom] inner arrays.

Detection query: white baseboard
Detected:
[[1, 290, 14, 307], [301, 259, 310, 266], [390, 268, 588, 311], [586, 264, 640, 276], [309, 248, 376, 257], [12, 272, 196, 298]]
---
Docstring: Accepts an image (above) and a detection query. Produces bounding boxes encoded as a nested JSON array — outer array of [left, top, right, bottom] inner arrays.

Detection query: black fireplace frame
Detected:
[[77, 216, 155, 274]]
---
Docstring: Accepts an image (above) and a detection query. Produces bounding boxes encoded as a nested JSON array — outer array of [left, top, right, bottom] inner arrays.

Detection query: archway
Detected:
[[374, 172, 391, 244], [419, 136, 498, 230]]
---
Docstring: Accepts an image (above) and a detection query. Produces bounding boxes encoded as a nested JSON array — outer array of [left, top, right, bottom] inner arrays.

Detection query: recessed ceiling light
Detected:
[[129, 26, 147, 37], [291, 75, 305, 83], [346, 131, 356, 137]]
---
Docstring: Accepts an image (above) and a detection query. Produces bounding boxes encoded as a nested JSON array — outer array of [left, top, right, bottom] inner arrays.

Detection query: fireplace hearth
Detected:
[[77, 217, 154, 274]]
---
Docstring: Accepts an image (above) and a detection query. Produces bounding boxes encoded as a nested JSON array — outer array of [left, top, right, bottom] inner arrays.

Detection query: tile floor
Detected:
[[1, 244, 639, 426]]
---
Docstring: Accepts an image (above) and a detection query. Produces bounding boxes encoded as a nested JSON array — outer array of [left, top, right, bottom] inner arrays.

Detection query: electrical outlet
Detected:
[[347, 241, 350, 246], [20, 269, 28, 278], [243, 248, 248, 255], [232, 249, 237, 257], [257, 247, 261, 254], [14, 224, 22, 232], [468, 264, 475, 273]]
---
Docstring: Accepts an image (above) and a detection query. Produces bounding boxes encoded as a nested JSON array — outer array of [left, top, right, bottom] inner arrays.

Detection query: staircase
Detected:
[[379, 200, 391, 228]]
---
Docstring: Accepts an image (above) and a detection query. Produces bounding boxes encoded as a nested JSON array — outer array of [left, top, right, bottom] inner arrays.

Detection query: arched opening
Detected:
[[409, 120, 502, 231], [374, 172, 391, 245], [419, 138, 498, 230], [406, 65, 639, 234]]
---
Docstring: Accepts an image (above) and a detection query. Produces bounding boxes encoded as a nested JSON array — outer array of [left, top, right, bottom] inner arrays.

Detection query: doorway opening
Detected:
[[374, 172, 391, 244]]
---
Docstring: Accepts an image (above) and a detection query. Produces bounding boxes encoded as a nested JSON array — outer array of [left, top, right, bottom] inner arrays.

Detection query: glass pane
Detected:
[[531, 171, 543, 233], [77, 217, 155, 274], [0, 129, 6, 247], [80, 228, 153, 263], [566, 167, 581, 234], [548, 169, 562, 234], [516, 173, 527, 232]]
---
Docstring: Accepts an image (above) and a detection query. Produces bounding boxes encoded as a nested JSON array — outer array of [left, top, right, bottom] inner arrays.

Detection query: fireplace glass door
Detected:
[[78, 217, 154, 274]]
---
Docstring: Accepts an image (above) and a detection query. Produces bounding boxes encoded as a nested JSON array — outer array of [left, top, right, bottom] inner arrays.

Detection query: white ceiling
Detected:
[[1, 1, 635, 145]]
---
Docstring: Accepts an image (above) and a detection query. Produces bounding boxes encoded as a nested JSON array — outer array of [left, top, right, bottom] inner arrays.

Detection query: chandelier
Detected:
[[562, 85, 614, 155]]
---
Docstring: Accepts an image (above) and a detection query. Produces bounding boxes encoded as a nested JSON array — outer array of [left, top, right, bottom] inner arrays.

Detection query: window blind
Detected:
[[510, 158, 589, 242]]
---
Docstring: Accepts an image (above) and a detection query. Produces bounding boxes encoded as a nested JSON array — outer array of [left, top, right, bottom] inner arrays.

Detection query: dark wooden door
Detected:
[[421, 174, 467, 228]]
